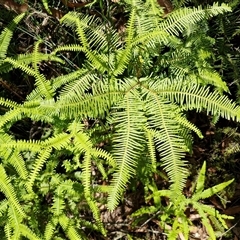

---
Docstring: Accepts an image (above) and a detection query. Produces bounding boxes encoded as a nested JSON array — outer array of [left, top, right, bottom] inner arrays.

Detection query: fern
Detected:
[[0, 13, 25, 59], [0, 0, 237, 238]]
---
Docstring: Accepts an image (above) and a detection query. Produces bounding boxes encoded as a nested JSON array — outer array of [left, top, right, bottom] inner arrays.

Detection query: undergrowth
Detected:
[[0, 0, 239, 239]]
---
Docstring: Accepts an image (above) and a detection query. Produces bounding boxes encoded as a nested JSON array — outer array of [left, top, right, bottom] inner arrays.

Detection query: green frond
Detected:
[[159, 4, 231, 36], [0, 108, 23, 128], [113, 48, 132, 76], [85, 51, 109, 73], [0, 53, 64, 74], [93, 148, 116, 168], [59, 14, 111, 72], [60, 12, 90, 49], [42, 133, 71, 150], [144, 91, 188, 193], [195, 161, 206, 194], [8, 151, 28, 180], [0, 97, 19, 109], [81, 152, 92, 197], [51, 185, 66, 216], [189, 69, 228, 92], [59, 73, 95, 101], [86, 197, 106, 235], [131, 30, 172, 48], [4, 223, 12, 240], [199, 204, 232, 229], [193, 179, 234, 201], [0, 164, 26, 218], [146, 0, 164, 18], [175, 115, 203, 138], [159, 83, 240, 121], [56, 88, 123, 119], [126, 0, 138, 44], [1, 139, 42, 152], [32, 39, 44, 73], [19, 224, 41, 240], [192, 202, 217, 239], [59, 214, 83, 240], [4, 58, 54, 99], [0, 13, 25, 59], [144, 127, 157, 171], [41, 0, 51, 14], [51, 69, 89, 92], [108, 89, 146, 210], [7, 206, 22, 238], [25, 148, 52, 192], [44, 217, 58, 240], [52, 44, 85, 55], [0, 199, 8, 219]]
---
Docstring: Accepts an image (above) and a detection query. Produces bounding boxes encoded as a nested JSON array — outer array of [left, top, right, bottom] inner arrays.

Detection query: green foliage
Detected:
[[0, 0, 238, 238], [132, 161, 234, 239]]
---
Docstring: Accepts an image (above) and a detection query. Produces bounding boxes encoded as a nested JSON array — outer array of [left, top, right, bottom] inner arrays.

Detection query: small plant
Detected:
[[132, 161, 234, 239]]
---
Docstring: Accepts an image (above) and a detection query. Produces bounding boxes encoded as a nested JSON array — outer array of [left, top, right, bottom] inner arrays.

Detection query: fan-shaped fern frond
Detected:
[[159, 3, 231, 36]]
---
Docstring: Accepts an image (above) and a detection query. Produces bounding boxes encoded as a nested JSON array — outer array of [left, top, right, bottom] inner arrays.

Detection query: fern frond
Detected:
[[0, 139, 42, 152], [0, 13, 25, 59], [0, 53, 64, 74], [4, 58, 54, 99], [0, 164, 26, 217], [81, 152, 92, 198], [4, 223, 12, 240], [159, 4, 231, 36], [41, 0, 51, 14], [175, 115, 203, 138], [19, 224, 41, 240], [192, 202, 217, 239], [144, 127, 157, 171], [193, 179, 234, 201], [0, 97, 19, 109], [25, 148, 52, 192], [59, 214, 83, 240], [145, 94, 188, 193], [8, 151, 28, 180], [0, 199, 8, 215], [51, 185, 66, 216], [159, 83, 240, 121], [56, 88, 123, 119], [42, 133, 71, 149], [51, 69, 89, 92], [195, 161, 206, 194], [60, 12, 90, 49], [52, 44, 85, 54], [0, 108, 23, 128], [86, 196, 106, 235], [93, 148, 116, 168], [44, 217, 58, 240], [33, 39, 44, 72], [108, 89, 146, 210]]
